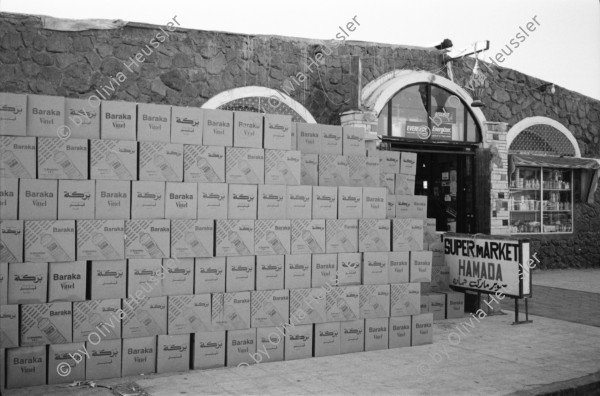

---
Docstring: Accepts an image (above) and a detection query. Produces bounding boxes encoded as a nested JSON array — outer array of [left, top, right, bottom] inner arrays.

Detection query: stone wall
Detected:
[[0, 12, 598, 269]]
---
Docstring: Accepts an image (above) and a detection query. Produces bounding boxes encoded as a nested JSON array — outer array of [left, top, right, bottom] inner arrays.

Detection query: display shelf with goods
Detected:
[[509, 167, 572, 234]]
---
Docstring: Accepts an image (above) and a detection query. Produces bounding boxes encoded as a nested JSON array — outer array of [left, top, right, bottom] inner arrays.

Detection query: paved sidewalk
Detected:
[[5, 313, 600, 396]]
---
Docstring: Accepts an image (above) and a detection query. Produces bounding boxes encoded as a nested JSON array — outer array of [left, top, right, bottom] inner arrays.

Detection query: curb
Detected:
[[510, 371, 600, 396]]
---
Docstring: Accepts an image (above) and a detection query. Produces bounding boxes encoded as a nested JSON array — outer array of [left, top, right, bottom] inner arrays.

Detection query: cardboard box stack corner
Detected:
[[0, 92, 462, 389]]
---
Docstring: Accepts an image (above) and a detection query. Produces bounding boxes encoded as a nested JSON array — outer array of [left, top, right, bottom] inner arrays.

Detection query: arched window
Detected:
[[377, 83, 481, 143], [507, 117, 581, 157]]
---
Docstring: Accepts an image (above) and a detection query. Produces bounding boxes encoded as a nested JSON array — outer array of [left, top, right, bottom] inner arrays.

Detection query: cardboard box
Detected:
[[57, 180, 95, 220], [157, 334, 190, 374], [226, 328, 256, 366], [325, 219, 358, 253], [359, 219, 391, 252], [392, 219, 424, 251], [127, 259, 163, 298], [0, 304, 19, 348], [0, 178, 18, 220], [291, 219, 325, 254], [197, 183, 228, 219], [139, 142, 183, 181], [0, 262, 7, 304], [72, 299, 121, 342], [431, 239, 445, 266], [125, 219, 170, 259], [428, 292, 446, 320], [250, 289, 289, 327], [184, 144, 225, 183], [90, 260, 126, 300], [337, 252, 361, 286], [256, 327, 284, 363], [395, 174, 415, 195], [380, 173, 395, 195], [363, 187, 387, 219], [296, 123, 321, 154], [319, 154, 349, 186], [48, 261, 86, 302], [326, 286, 359, 322], [321, 125, 342, 155], [233, 111, 263, 148], [122, 296, 168, 338], [168, 294, 212, 334], [256, 255, 285, 290], [395, 195, 413, 218], [311, 253, 337, 288], [95, 180, 130, 219], [284, 254, 311, 289], [389, 252, 410, 283], [410, 251, 433, 283], [229, 184, 258, 220], [122, 336, 157, 377], [48, 342, 86, 384], [365, 318, 388, 351], [65, 97, 100, 139], [195, 257, 226, 294], [386, 194, 396, 219], [390, 283, 420, 317], [362, 252, 389, 285], [0, 92, 26, 136], [171, 106, 202, 145], [165, 182, 197, 219], [423, 218, 437, 249], [137, 103, 171, 142], [0, 136, 36, 178], [289, 288, 326, 325], [411, 313, 433, 346], [100, 100, 136, 140], [193, 330, 225, 369], [348, 156, 377, 187], [286, 185, 311, 219], [413, 195, 428, 218], [162, 258, 194, 296], [77, 220, 125, 260], [19, 178, 57, 220], [21, 302, 72, 345], [377, 151, 400, 174], [85, 339, 121, 380], [215, 219, 254, 256], [300, 153, 318, 185], [171, 220, 214, 258], [314, 322, 341, 357], [264, 114, 292, 150], [6, 346, 46, 388], [203, 109, 233, 146], [338, 186, 362, 219], [400, 152, 417, 175], [25, 220, 75, 262], [445, 291, 465, 319], [284, 324, 312, 360], [359, 284, 390, 319], [290, 122, 297, 150], [257, 184, 286, 220], [225, 256, 255, 292], [90, 139, 137, 180], [388, 316, 411, 348], [265, 149, 301, 185], [0, 220, 23, 262], [8, 262, 47, 304], [255, 220, 291, 256], [420, 293, 430, 313], [225, 147, 264, 184], [431, 265, 450, 292], [26, 94, 65, 137], [37, 137, 87, 179], [342, 126, 365, 156], [340, 319, 364, 354], [312, 186, 337, 219], [211, 292, 251, 331], [131, 181, 166, 219]]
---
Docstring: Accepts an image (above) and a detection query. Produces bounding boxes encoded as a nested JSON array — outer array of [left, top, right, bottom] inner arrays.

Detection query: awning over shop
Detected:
[[509, 154, 600, 204]]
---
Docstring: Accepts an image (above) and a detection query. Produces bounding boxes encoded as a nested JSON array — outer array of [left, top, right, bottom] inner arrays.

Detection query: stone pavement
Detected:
[[4, 269, 600, 396]]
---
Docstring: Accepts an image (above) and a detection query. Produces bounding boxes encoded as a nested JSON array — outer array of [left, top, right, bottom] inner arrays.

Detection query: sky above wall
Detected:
[[2, 0, 599, 101]]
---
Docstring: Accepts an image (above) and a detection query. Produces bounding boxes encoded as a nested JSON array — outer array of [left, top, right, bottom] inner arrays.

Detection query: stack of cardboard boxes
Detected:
[[0, 92, 448, 389]]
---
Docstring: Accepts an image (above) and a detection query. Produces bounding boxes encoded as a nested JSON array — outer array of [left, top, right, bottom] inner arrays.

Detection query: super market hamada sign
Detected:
[[444, 234, 531, 298]]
